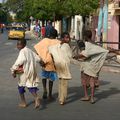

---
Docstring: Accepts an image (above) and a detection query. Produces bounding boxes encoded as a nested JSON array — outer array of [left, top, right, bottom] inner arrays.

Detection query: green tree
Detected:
[[0, 3, 8, 23], [5, 0, 24, 12], [5, 0, 99, 21]]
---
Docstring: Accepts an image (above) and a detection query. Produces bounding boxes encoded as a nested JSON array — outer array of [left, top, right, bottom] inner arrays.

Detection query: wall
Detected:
[[108, 16, 119, 49]]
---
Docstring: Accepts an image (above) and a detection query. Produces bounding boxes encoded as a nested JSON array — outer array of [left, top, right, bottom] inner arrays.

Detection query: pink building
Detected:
[[93, 0, 120, 49], [107, 0, 120, 49]]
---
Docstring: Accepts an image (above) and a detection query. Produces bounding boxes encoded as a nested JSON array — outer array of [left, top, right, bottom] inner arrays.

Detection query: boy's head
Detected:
[[77, 40, 85, 50], [84, 30, 92, 41], [61, 32, 70, 43], [49, 28, 58, 39], [17, 39, 26, 50]]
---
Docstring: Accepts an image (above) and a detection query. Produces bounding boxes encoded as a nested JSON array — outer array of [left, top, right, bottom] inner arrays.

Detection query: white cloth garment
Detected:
[[49, 43, 72, 79], [11, 46, 41, 87], [81, 42, 109, 77]]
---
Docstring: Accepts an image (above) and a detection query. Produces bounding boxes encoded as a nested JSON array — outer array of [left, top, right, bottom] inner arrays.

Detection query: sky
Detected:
[[0, 0, 6, 3]]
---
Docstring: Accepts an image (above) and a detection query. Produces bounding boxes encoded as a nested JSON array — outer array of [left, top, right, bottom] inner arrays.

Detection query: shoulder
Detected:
[[20, 47, 26, 53], [49, 43, 59, 49], [62, 43, 70, 48], [21, 46, 32, 53]]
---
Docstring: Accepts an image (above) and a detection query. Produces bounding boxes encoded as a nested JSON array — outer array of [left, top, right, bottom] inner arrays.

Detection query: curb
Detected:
[[102, 66, 120, 73]]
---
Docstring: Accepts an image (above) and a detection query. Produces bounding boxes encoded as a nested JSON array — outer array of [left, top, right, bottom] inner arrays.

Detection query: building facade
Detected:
[[92, 0, 120, 49]]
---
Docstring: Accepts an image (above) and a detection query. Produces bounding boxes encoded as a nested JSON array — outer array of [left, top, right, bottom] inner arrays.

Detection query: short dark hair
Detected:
[[77, 40, 85, 50], [84, 30, 92, 41], [61, 32, 70, 39], [17, 39, 26, 46], [49, 28, 58, 39]]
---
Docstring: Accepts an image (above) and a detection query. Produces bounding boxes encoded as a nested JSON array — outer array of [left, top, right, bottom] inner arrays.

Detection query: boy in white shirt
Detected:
[[11, 40, 41, 109]]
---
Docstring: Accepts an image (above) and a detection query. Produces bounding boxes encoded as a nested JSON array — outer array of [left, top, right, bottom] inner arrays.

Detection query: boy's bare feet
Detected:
[[59, 101, 65, 105], [80, 96, 90, 101], [18, 103, 27, 108], [90, 97, 95, 104], [34, 97, 40, 109]]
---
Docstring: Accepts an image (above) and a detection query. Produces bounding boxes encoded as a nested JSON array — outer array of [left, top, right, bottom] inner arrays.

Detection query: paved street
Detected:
[[0, 30, 120, 120]]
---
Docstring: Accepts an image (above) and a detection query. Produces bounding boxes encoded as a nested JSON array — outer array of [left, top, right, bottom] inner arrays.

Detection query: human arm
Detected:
[[73, 53, 87, 60], [33, 50, 46, 67], [10, 50, 25, 77]]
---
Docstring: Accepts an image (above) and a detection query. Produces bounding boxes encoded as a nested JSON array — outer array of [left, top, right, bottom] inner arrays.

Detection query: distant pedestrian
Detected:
[[74, 30, 108, 104], [45, 20, 54, 38], [41, 25, 46, 38], [34, 23, 41, 38], [11, 39, 41, 109]]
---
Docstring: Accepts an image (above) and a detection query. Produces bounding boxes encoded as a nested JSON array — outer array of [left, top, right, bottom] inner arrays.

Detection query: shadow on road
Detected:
[[29, 80, 118, 110], [39, 86, 83, 110], [66, 86, 83, 104], [100, 80, 111, 86], [95, 87, 120, 102]]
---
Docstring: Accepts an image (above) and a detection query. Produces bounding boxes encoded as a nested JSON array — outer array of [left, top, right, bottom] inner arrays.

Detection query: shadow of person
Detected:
[[39, 86, 83, 109], [95, 87, 120, 103], [100, 80, 111, 86], [39, 93, 58, 110], [65, 86, 83, 104], [65, 80, 111, 104], [38, 80, 112, 109]]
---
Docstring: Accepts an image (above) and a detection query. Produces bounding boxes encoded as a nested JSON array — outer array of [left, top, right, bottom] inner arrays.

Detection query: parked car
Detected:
[[8, 26, 25, 40]]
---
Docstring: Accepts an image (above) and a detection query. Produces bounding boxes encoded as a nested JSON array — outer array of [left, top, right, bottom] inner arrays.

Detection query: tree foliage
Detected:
[[5, 0, 99, 21], [0, 3, 8, 23]]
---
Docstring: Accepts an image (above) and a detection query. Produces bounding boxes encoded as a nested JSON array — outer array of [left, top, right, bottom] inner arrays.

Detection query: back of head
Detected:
[[61, 32, 70, 39], [17, 39, 26, 46], [84, 30, 92, 41], [77, 40, 85, 50], [49, 28, 58, 39]]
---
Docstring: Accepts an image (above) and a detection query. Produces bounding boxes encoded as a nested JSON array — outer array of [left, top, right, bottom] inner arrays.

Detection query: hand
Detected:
[[12, 73, 16, 78], [40, 60, 46, 67], [73, 55, 79, 60]]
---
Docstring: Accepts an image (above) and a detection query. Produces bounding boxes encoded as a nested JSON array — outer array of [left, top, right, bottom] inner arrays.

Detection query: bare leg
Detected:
[[83, 85, 89, 98], [95, 77, 100, 88], [31, 92, 40, 109], [90, 77, 95, 104], [48, 80, 54, 100], [19, 93, 27, 108], [42, 79, 47, 99], [81, 72, 90, 101]]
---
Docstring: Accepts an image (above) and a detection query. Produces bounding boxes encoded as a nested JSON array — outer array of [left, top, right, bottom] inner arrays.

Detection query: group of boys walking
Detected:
[[10, 28, 110, 109]]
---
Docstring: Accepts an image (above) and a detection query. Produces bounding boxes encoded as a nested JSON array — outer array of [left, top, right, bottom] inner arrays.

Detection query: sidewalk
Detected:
[[102, 54, 120, 73], [102, 65, 120, 73]]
